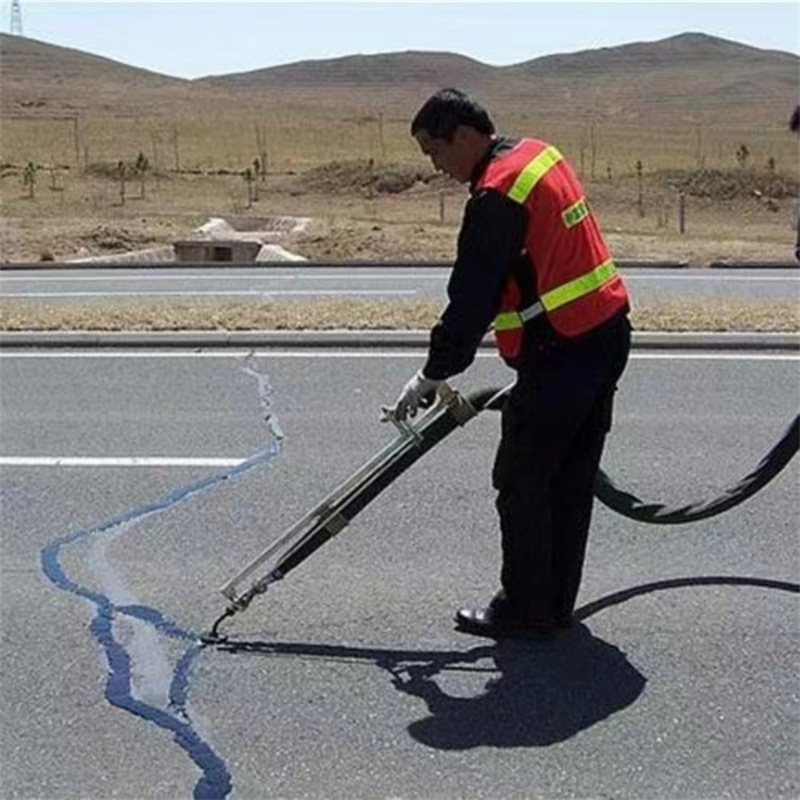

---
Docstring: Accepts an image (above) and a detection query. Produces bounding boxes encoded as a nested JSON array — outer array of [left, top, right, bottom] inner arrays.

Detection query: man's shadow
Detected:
[[392, 622, 643, 749], [217, 575, 797, 751]]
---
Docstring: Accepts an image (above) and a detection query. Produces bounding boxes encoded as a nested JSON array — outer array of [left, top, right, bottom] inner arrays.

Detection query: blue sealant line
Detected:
[[170, 642, 205, 717], [88, 600, 232, 799], [39, 440, 282, 799]]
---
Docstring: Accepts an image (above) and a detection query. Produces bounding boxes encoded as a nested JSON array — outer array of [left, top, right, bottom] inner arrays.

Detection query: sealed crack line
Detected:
[[39, 355, 284, 799]]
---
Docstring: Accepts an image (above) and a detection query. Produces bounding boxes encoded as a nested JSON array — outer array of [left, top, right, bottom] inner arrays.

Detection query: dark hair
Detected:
[[790, 105, 800, 133], [410, 88, 495, 141]]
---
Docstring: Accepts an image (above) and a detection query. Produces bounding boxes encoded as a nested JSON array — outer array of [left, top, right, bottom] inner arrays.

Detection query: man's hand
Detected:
[[381, 369, 441, 422]]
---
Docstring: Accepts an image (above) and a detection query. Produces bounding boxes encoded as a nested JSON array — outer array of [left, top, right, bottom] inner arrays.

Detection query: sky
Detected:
[[3, 1, 799, 80]]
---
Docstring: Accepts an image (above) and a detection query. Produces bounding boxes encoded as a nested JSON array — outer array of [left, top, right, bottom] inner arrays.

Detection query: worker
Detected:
[[383, 88, 631, 638]]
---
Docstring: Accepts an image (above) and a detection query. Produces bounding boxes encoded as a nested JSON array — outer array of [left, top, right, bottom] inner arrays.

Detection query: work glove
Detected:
[[381, 369, 441, 422]]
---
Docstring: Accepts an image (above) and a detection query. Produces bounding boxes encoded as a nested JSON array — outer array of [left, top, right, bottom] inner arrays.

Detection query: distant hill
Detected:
[[0, 33, 184, 85], [199, 51, 496, 88], [510, 31, 797, 74], [0, 34, 193, 115], [1, 31, 797, 127], [498, 32, 799, 126]]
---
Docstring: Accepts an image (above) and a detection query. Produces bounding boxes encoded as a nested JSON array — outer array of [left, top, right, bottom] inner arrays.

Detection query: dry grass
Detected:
[[3, 112, 797, 178], [1, 298, 797, 333]]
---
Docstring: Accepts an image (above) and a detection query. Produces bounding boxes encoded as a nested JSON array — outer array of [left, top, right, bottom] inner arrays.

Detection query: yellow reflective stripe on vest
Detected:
[[493, 311, 523, 331], [541, 259, 618, 312], [493, 301, 545, 332], [506, 145, 563, 204], [493, 263, 617, 330], [562, 197, 589, 228]]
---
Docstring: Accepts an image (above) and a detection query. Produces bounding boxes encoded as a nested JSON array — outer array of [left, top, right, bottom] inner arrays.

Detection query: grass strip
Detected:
[[0, 299, 797, 332]]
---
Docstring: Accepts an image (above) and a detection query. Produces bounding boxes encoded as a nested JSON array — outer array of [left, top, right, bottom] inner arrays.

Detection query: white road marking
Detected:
[[624, 275, 799, 282], [2, 289, 416, 298], [0, 350, 797, 361], [0, 273, 447, 283], [0, 457, 245, 467], [0, 272, 796, 283], [631, 352, 799, 361]]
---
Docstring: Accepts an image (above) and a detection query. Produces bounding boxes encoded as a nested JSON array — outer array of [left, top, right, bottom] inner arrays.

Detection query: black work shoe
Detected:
[[454, 607, 556, 639]]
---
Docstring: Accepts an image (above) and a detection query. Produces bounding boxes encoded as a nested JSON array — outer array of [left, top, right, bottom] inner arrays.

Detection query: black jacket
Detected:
[[422, 137, 527, 380]]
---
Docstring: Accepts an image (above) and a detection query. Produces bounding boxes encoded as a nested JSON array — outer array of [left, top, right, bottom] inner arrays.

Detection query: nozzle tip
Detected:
[[199, 631, 229, 646]]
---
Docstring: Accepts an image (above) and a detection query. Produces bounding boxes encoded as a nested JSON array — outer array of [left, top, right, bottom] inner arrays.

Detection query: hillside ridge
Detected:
[[1, 31, 797, 127]]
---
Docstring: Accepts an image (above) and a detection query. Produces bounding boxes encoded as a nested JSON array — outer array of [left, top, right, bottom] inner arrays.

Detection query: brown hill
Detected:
[[0, 33, 185, 85], [199, 50, 496, 88], [511, 31, 796, 74], [1, 31, 797, 127], [0, 34, 196, 115], [500, 32, 799, 125]]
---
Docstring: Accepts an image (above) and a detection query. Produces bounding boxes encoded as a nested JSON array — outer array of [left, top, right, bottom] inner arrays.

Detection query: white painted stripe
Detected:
[[3, 289, 416, 298], [624, 275, 799, 282], [0, 456, 245, 467], [0, 349, 477, 359], [0, 273, 447, 283], [2, 273, 795, 285], [0, 350, 797, 361], [634, 352, 799, 361]]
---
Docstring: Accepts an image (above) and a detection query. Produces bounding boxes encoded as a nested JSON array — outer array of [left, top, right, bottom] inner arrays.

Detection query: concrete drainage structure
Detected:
[[67, 216, 311, 264]]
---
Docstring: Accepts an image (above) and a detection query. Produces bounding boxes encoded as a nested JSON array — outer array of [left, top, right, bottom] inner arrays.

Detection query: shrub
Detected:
[[296, 159, 438, 194], [657, 167, 799, 200]]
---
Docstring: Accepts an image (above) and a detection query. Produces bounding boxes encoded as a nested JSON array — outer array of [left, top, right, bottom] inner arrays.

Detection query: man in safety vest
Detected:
[[383, 88, 632, 638]]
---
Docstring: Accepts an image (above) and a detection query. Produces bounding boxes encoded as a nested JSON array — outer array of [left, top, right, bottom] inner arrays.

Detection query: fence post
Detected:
[[439, 190, 445, 223], [172, 125, 180, 171], [72, 116, 80, 170], [635, 160, 644, 217], [678, 192, 686, 234], [117, 161, 126, 205]]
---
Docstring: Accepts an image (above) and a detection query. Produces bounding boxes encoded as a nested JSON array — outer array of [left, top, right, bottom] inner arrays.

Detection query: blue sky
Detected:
[[5, 1, 799, 80]]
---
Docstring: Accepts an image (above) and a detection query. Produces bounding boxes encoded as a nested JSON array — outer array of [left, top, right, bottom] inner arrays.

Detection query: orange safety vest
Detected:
[[475, 138, 629, 359]]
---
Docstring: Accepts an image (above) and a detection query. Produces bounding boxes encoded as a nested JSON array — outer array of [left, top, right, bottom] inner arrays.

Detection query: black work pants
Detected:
[[492, 315, 631, 622]]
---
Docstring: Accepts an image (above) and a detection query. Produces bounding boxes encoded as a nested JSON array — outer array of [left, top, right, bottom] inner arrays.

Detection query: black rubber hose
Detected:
[[475, 384, 799, 525], [593, 415, 799, 524]]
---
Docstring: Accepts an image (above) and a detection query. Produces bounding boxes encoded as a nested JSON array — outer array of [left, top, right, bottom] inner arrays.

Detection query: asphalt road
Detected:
[[1, 266, 798, 304], [1, 347, 798, 799]]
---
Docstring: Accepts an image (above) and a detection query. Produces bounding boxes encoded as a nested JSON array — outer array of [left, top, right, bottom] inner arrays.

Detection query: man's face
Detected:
[[414, 127, 474, 184]]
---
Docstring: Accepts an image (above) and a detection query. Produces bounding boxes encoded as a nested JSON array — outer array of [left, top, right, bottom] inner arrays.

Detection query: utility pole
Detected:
[[10, 0, 24, 36]]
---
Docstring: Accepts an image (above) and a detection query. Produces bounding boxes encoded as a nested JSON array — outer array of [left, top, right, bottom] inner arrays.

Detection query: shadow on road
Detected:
[[394, 622, 644, 748], [217, 575, 798, 750]]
